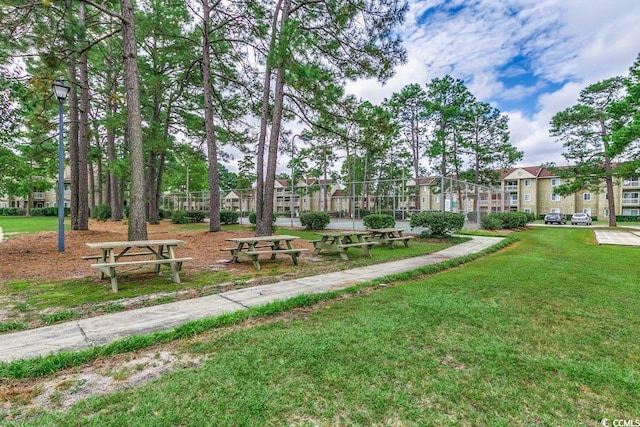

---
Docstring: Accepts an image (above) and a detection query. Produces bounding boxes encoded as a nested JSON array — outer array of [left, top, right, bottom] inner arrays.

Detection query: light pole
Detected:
[[52, 80, 71, 253], [290, 133, 311, 227]]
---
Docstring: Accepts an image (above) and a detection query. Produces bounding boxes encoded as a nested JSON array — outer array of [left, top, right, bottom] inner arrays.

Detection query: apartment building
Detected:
[[500, 166, 640, 218], [0, 171, 70, 211], [6, 165, 639, 219]]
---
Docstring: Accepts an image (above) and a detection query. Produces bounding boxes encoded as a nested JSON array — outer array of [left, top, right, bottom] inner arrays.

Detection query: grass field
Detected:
[[3, 226, 637, 426], [0, 216, 68, 235]]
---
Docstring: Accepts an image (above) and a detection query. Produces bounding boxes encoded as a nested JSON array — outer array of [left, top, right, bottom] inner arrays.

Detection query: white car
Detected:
[[571, 212, 592, 225]]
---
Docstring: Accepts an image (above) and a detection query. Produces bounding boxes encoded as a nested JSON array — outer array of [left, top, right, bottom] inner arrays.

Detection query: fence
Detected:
[[161, 177, 510, 225]]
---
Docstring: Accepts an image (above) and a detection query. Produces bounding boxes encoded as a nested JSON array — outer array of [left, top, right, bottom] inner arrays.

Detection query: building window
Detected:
[[583, 208, 591, 215], [524, 179, 531, 187], [551, 178, 560, 186], [435, 196, 439, 204], [551, 208, 561, 213], [524, 194, 531, 202], [524, 208, 531, 213], [421, 197, 425, 203], [551, 194, 560, 201], [583, 193, 591, 201]]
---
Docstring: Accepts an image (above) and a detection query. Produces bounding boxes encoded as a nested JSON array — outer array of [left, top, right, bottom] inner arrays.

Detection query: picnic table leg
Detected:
[[270, 241, 282, 260], [338, 249, 350, 261], [358, 235, 373, 257], [169, 261, 181, 283], [155, 245, 165, 273], [108, 266, 118, 293], [313, 236, 329, 255]]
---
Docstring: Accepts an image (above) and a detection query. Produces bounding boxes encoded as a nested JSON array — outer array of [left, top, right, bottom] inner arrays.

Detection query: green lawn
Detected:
[[6, 227, 638, 426], [0, 216, 67, 235]]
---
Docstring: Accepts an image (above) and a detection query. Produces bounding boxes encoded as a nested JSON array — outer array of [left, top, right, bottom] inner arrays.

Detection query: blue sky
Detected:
[[347, 0, 640, 168]]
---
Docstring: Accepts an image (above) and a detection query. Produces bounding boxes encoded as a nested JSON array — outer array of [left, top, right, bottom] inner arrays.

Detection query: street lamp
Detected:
[[290, 133, 311, 227], [52, 80, 71, 252]]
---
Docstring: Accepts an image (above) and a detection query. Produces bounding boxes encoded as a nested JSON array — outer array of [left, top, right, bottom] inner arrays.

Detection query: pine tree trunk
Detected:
[[67, 60, 80, 229], [202, 0, 221, 232], [76, 3, 90, 230], [121, 0, 148, 240]]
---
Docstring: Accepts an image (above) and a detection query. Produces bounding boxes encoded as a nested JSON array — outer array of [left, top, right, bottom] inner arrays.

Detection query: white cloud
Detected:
[[346, 0, 640, 168]]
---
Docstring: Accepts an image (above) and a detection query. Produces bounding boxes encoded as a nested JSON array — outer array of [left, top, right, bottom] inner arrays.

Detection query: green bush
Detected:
[[186, 211, 207, 223], [615, 215, 640, 222], [299, 212, 331, 230], [410, 211, 465, 237], [159, 209, 171, 220], [362, 213, 395, 229], [490, 212, 528, 229], [171, 210, 191, 224], [220, 210, 239, 225], [481, 215, 504, 230], [94, 204, 111, 222], [0, 208, 20, 216]]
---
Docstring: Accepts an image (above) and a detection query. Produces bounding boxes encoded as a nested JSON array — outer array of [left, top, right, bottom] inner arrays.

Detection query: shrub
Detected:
[[362, 213, 395, 229], [299, 212, 331, 230], [481, 215, 504, 230], [94, 204, 111, 222], [490, 212, 528, 229], [186, 210, 207, 223], [159, 209, 171, 220], [615, 215, 640, 222], [220, 210, 239, 225], [171, 210, 191, 224], [410, 211, 465, 237]]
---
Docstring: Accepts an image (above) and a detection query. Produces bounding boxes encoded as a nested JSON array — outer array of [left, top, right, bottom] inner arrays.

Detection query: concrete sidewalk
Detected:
[[0, 235, 502, 363], [594, 229, 640, 246]]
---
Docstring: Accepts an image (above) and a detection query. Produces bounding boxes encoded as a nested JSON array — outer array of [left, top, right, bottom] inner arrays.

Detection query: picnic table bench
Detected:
[[84, 239, 192, 292], [223, 235, 308, 270], [368, 228, 414, 248], [312, 231, 379, 260]]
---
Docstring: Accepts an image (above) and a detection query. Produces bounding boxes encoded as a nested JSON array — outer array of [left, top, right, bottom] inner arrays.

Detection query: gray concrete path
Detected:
[[0, 235, 502, 363], [594, 229, 640, 246]]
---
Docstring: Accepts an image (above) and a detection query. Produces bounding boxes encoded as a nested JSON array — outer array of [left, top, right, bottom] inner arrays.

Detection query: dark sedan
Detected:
[[544, 213, 566, 225]]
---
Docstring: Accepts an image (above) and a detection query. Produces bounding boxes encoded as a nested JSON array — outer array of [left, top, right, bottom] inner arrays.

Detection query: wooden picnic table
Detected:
[[368, 227, 414, 248], [223, 235, 308, 270], [84, 239, 192, 292], [311, 230, 379, 260]]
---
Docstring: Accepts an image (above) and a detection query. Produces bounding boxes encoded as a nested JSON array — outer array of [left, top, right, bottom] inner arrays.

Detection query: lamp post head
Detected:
[[52, 80, 71, 101]]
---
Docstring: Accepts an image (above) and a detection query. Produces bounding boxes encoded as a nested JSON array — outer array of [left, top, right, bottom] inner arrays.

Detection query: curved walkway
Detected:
[[0, 235, 502, 363]]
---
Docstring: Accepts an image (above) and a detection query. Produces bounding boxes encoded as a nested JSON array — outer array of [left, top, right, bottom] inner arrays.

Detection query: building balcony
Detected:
[[32, 192, 45, 200], [504, 185, 518, 191], [623, 180, 640, 188], [622, 198, 639, 205]]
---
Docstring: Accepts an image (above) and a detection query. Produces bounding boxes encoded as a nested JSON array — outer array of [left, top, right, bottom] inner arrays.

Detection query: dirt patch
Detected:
[[0, 219, 317, 284]]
